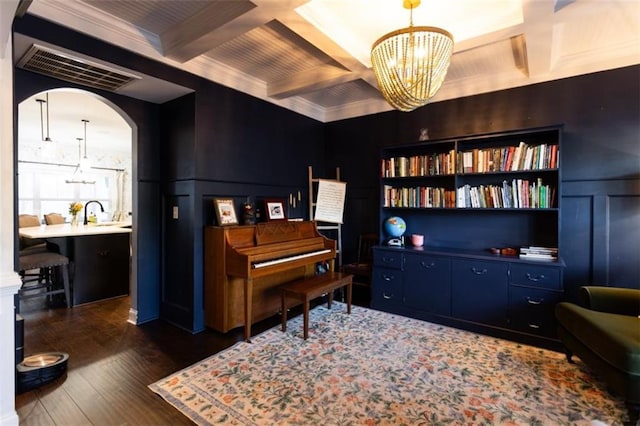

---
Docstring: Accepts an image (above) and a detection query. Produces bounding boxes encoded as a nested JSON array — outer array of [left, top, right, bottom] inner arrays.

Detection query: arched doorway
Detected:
[[17, 88, 137, 316]]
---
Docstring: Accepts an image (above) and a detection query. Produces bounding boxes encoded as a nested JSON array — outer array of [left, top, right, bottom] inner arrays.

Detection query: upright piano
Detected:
[[204, 221, 336, 340]]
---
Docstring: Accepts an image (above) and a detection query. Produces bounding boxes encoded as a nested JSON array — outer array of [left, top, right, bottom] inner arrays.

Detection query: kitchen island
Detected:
[[19, 223, 132, 306]]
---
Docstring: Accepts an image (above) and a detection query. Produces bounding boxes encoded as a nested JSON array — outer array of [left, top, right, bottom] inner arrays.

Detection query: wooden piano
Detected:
[[204, 220, 336, 340]]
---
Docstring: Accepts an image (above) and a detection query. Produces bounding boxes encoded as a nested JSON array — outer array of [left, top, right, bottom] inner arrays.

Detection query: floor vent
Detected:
[[17, 44, 139, 92]]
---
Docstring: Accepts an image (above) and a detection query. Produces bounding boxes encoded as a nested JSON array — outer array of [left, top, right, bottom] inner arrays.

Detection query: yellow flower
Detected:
[[69, 202, 83, 215]]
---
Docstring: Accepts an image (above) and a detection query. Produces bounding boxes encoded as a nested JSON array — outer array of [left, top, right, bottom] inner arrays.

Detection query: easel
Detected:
[[308, 166, 343, 268]]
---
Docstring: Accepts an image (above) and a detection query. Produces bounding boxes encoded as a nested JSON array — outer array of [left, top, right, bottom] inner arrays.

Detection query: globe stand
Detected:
[[385, 236, 404, 247]]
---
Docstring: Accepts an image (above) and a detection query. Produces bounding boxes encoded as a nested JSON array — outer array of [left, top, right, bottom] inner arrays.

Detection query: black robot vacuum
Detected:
[[16, 352, 69, 393]]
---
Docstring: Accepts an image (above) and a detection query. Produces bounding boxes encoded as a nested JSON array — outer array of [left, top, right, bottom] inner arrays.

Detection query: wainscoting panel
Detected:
[[562, 179, 640, 302], [608, 195, 640, 288]]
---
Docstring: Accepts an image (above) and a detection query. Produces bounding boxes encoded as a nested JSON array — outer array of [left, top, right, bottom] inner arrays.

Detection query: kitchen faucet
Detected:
[[84, 200, 105, 225]]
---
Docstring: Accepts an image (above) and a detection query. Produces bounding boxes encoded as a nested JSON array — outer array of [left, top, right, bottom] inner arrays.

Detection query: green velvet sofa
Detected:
[[555, 286, 640, 423]]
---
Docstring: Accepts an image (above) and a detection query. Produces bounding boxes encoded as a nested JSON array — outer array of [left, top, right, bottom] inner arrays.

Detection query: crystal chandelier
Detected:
[[371, 0, 454, 112]]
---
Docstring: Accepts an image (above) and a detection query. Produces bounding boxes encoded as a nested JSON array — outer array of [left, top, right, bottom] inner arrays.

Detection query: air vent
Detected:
[[17, 44, 139, 91]]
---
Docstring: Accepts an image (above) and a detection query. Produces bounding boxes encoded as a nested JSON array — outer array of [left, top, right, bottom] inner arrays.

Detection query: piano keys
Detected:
[[204, 221, 336, 340]]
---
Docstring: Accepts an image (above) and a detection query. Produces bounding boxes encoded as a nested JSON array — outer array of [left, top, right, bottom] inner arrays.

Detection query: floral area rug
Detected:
[[149, 303, 628, 425]]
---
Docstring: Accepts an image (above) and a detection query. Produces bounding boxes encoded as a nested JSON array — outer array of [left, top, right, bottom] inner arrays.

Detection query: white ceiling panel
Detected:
[[15, 0, 640, 123]]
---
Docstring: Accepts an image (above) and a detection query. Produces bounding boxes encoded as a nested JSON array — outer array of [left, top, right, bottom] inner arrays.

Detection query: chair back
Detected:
[[18, 214, 45, 250], [18, 214, 41, 228], [44, 213, 65, 224], [356, 233, 378, 263]]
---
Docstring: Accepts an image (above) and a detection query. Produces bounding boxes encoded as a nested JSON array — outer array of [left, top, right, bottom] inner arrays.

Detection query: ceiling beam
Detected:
[[520, 0, 556, 77], [161, 0, 308, 63], [267, 65, 357, 98]]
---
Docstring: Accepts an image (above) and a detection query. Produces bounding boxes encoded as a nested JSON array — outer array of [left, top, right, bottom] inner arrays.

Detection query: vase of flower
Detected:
[[69, 202, 83, 226]]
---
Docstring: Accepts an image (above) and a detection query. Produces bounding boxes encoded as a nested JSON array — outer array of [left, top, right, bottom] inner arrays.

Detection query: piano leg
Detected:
[[244, 278, 253, 342]]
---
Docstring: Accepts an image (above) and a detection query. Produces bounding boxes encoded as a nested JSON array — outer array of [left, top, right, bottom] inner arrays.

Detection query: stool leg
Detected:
[[61, 264, 72, 308], [327, 289, 333, 309], [346, 281, 352, 314]]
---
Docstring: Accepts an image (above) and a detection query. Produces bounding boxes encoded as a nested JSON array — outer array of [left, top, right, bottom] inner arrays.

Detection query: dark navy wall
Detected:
[[13, 16, 326, 332], [327, 65, 640, 301], [14, 15, 639, 331]]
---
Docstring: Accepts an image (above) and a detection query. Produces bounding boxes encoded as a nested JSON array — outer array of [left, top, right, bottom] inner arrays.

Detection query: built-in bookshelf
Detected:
[[379, 125, 562, 252], [373, 126, 565, 347]]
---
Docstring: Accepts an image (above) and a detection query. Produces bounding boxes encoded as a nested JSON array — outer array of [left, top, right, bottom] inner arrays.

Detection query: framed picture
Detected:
[[214, 198, 239, 226], [264, 198, 286, 221]]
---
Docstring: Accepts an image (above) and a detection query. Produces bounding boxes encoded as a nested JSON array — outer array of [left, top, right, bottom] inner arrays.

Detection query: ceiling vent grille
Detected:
[[17, 44, 139, 91]]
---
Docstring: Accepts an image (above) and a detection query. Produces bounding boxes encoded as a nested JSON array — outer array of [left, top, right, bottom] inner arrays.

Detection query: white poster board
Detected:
[[313, 179, 346, 224]]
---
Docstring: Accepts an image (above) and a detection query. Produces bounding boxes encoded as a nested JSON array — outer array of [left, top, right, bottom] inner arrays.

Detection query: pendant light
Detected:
[[35, 92, 53, 142], [65, 121, 95, 184], [371, 0, 454, 111], [79, 119, 91, 173]]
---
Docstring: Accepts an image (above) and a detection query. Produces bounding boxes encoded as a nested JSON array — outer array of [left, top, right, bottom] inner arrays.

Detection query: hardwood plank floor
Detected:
[[15, 287, 371, 425]]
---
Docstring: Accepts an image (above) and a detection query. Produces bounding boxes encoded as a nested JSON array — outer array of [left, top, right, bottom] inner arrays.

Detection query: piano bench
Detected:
[[281, 271, 353, 340]]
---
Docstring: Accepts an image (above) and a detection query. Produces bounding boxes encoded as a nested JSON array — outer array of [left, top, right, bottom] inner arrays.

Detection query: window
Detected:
[[18, 162, 115, 222]]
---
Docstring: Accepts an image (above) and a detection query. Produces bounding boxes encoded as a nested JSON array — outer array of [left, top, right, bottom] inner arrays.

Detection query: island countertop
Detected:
[[19, 222, 132, 239]]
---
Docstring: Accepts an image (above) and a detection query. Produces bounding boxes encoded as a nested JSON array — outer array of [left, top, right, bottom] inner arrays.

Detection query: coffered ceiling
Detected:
[[14, 0, 640, 123]]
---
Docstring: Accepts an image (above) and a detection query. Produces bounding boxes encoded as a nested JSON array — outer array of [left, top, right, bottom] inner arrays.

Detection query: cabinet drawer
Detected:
[[371, 267, 403, 308], [509, 286, 562, 338], [510, 264, 561, 290], [452, 259, 509, 283], [373, 250, 402, 269]]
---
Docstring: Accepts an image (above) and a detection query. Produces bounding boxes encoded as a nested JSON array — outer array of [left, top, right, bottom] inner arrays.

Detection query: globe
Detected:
[[384, 216, 406, 238]]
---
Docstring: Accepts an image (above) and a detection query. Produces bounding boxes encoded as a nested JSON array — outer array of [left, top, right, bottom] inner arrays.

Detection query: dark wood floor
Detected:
[[15, 286, 370, 425]]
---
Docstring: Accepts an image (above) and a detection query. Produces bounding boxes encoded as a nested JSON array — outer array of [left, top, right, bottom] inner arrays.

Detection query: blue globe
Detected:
[[384, 216, 406, 238]]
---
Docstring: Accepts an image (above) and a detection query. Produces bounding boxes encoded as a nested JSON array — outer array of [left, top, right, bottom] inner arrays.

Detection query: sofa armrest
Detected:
[[579, 286, 640, 316]]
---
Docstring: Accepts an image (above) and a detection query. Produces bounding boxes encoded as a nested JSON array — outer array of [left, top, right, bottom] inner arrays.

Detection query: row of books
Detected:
[[456, 179, 556, 209], [519, 246, 558, 260], [381, 143, 559, 178], [383, 185, 456, 208], [381, 150, 457, 177], [458, 142, 558, 173]]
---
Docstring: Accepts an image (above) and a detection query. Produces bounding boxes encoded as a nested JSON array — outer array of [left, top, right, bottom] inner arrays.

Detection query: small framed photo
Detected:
[[264, 198, 286, 221], [214, 198, 238, 226]]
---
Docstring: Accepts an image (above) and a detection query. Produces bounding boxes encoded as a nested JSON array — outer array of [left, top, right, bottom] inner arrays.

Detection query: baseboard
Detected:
[[127, 308, 138, 325]]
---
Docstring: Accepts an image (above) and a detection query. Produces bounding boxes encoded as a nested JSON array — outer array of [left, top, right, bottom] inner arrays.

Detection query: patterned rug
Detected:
[[149, 303, 628, 425]]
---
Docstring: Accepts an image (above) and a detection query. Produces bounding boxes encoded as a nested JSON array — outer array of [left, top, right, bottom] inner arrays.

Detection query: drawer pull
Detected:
[[382, 257, 396, 264], [382, 293, 393, 300], [471, 267, 487, 275], [526, 297, 544, 305], [420, 261, 435, 269], [98, 250, 110, 257], [383, 274, 394, 281], [526, 273, 545, 282], [528, 323, 541, 329]]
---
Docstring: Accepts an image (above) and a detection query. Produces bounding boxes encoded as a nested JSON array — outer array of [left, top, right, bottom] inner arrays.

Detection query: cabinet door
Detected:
[[509, 286, 562, 338], [451, 259, 508, 326], [404, 253, 451, 315], [371, 267, 403, 311], [72, 234, 130, 305]]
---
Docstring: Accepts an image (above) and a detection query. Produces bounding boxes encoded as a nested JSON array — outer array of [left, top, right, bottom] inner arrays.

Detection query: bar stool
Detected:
[[17, 214, 72, 308], [18, 251, 72, 308]]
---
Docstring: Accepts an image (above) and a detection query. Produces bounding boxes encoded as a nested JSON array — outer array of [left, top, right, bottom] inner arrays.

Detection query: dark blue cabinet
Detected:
[[404, 253, 451, 315], [507, 263, 564, 338], [451, 259, 509, 327], [372, 246, 564, 346]]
